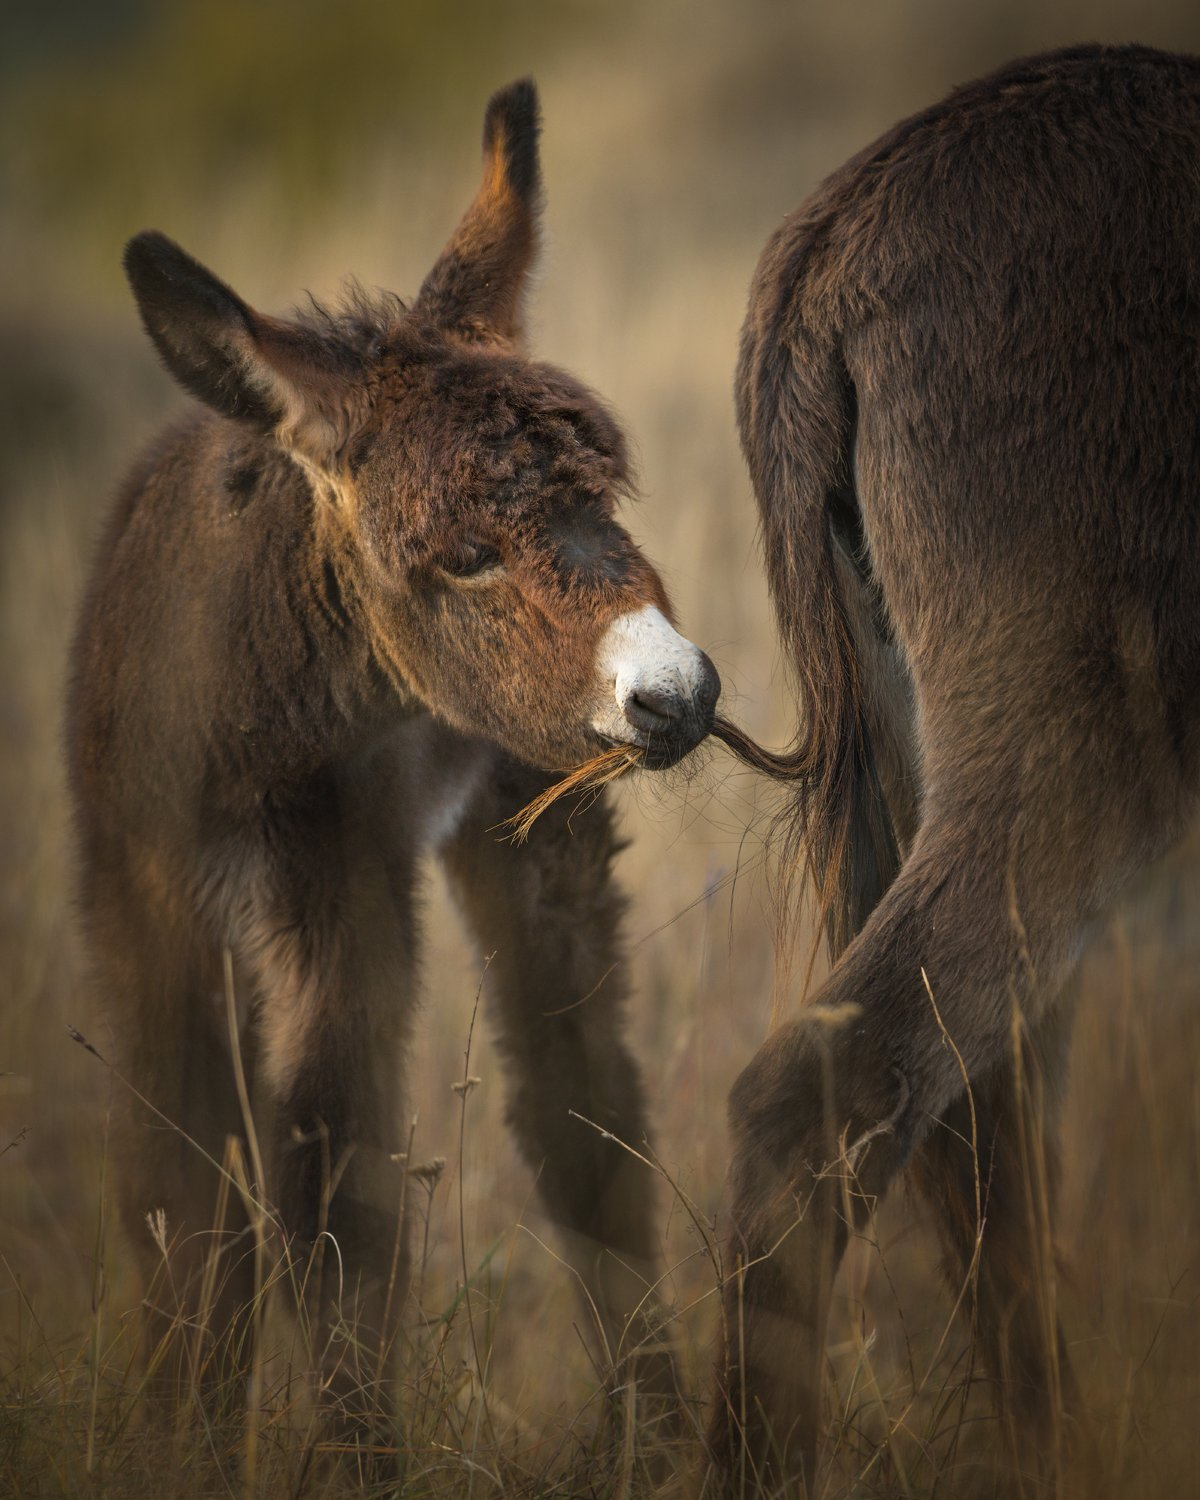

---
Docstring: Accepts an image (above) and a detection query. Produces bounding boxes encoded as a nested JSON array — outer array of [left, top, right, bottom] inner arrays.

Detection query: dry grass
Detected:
[[503, 745, 645, 844], [7, 910, 1200, 1500], [4, 3, 1200, 1497]]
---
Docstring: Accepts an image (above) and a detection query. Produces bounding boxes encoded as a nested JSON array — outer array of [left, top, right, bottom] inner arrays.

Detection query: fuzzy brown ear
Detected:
[[124, 231, 363, 477], [415, 79, 542, 342]]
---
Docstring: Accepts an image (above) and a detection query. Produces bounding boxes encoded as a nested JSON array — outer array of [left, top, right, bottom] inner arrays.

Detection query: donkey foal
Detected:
[[67, 80, 717, 1446]]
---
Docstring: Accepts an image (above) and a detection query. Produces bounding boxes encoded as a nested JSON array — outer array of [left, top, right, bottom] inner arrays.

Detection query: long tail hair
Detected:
[[728, 224, 899, 966]]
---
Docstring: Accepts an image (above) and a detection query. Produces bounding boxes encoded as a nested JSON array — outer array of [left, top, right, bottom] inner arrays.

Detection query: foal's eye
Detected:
[[436, 540, 504, 579]]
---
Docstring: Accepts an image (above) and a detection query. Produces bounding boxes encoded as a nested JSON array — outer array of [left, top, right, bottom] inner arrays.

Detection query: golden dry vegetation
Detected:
[[3, 3, 1200, 1495]]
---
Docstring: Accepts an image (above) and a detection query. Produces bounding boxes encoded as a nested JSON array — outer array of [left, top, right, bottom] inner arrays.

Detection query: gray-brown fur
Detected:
[[713, 44, 1200, 1493], [66, 80, 715, 1434]]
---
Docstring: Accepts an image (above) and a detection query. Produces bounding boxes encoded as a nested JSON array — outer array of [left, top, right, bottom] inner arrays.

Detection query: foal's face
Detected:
[[344, 331, 717, 770], [123, 79, 718, 773]]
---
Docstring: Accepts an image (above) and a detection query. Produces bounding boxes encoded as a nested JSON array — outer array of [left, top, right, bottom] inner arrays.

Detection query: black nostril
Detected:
[[625, 686, 681, 734]]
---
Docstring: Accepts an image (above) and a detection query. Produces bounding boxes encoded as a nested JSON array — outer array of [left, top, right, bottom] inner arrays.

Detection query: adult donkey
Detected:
[[711, 44, 1200, 1495], [68, 80, 717, 1429]]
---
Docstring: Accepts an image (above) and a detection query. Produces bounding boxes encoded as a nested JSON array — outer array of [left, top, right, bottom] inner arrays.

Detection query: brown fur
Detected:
[[66, 81, 705, 1437], [710, 44, 1200, 1494]]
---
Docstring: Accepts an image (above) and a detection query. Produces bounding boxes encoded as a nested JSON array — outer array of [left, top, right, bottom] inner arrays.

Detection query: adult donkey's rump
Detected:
[[712, 43, 1200, 1494], [68, 79, 717, 1436]]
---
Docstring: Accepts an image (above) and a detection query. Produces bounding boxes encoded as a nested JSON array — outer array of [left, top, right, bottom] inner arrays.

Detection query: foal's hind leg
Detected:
[[440, 756, 681, 1416], [99, 914, 257, 1410]]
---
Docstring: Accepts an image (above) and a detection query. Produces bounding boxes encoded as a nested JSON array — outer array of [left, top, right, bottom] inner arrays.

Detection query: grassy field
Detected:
[[3, 3, 1200, 1495]]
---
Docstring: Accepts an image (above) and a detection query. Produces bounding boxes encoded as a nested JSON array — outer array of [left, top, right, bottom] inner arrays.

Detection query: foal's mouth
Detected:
[[505, 708, 785, 843], [599, 718, 712, 771]]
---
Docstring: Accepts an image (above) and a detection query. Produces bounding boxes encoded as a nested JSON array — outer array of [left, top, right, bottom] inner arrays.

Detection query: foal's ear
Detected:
[[416, 79, 542, 343], [124, 232, 360, 474]]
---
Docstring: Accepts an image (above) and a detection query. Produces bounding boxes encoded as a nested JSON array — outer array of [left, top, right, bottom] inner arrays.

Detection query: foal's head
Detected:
[[124, 80, 718, 772]]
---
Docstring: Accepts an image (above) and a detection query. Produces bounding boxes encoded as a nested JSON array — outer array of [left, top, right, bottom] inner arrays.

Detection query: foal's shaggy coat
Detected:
[[67, 81, 718, 1429]]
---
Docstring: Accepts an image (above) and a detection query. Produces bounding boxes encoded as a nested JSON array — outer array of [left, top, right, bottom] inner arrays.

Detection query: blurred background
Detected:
[[4, 2, 1200, 1494]]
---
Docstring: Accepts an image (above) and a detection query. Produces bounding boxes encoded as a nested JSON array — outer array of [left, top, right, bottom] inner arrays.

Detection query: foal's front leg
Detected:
[[440, 756, 681, 1415], [238, 777, 419, 1437]]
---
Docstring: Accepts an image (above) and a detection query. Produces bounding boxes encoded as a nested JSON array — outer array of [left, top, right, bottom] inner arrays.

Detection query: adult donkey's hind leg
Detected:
[[708, 668, 1192, 1496], [911, 1001, 1094, 1496], [440, 755, 681, 1418]]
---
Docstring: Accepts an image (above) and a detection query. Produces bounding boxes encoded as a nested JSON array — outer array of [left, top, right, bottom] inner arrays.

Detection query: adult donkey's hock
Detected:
[[710, 43, 1200, 1495], [67, 78, 717, 1441]]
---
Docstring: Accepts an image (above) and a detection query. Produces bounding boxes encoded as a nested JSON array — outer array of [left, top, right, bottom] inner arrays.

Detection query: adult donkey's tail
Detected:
[[731, 212, 902, 961]]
